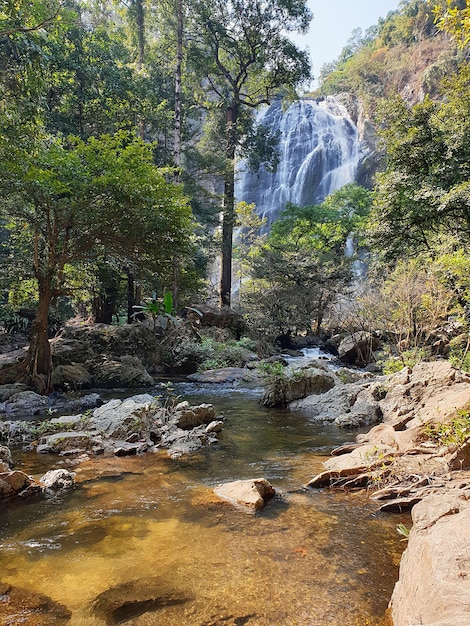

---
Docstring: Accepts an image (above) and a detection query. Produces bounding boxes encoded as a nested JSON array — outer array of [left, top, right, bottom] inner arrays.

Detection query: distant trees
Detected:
[[369, 69, 470, 260]]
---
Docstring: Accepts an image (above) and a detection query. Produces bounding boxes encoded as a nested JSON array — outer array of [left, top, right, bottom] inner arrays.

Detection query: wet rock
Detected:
[[214, 478, 275, 513], [1, 390, 48, 416], [0, 469, 38, 498], [51, 364, 94, 390], [262, 366, 336, 407], [187, 367, 258, 384], [91, 356, 154, 388], [40, 469, 75, 490], [0, 445, 12, 467], [88, 394, 156, 438], [92, 577, 190, 624], [0, 582, 71, 625], [37, 431, 102, 455], [205, 420, 224, 434], [390, 492, 470, 626]]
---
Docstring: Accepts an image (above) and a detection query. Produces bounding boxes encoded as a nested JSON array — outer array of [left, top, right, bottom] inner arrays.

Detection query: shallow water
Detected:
[[0, 383, 406, 625]]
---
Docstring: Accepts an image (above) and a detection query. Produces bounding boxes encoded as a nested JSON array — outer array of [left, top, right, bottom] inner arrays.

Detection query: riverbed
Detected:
[[0, 382, 406, 625]]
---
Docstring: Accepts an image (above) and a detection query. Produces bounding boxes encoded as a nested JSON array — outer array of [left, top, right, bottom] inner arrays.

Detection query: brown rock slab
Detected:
[[0, 581, 71, 624], [213, 478, 275, 513], [390, 492, 470, 626]]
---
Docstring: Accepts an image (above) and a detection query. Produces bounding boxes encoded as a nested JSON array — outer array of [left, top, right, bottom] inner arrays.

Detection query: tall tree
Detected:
[[189, 0, 311, 306], [0, 132, 192, 392]]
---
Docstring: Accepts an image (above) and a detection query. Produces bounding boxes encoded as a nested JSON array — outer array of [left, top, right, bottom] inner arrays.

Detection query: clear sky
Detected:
[[291, 0, 402, 87]]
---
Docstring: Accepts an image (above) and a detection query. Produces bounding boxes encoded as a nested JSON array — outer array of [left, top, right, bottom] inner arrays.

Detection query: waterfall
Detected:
[[235, 96, 361, 225]]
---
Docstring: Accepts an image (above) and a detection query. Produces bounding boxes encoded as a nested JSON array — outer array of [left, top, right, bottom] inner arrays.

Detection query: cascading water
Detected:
[[235, 96, 362, 224]]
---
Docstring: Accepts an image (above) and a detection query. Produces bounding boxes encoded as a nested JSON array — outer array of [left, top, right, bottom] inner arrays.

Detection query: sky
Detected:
[[291, 0, 402, 87]]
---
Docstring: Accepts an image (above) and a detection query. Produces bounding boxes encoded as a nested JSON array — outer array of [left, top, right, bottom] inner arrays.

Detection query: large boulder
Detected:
[[40, 469, 75, 490], [379, 361, 470, 429], [390, 492, 470, 626], [51, 363, 94, 390], [289, 378, 382, 427], [262, 365, 336, 407], [214, 478, 275, 513], [91, 356, 154, 388], [88, 394, 156, 437], [337, 331, 380, 365]]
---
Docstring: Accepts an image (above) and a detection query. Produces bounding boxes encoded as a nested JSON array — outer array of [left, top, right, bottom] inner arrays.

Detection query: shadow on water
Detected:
[[0, 381, 408, 625]]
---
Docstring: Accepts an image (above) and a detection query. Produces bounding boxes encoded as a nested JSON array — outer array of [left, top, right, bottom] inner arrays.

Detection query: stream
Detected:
[[0, 377, 407, 625]]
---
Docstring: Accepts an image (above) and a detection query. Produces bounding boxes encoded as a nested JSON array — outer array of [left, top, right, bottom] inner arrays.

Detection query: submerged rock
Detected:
[[92, 577, 191, 624], [213, 478, 275, 513], [0, 582, 71, 625]]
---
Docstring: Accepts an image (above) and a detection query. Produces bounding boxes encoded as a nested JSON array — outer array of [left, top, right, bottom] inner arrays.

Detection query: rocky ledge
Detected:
[[0, 395, 224, 501], [304, 360, 470, 625]]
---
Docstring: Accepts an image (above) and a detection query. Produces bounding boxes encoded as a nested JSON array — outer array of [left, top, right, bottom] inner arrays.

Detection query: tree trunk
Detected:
[[220, 104, 238, 307], [171, 0, 184, 310], [25, 283, 53, 394]]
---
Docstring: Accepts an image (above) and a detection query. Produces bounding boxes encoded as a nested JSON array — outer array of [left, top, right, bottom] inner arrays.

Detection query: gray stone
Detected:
[[37, 431, 102, 454], [40, 469, 75, 490], [51, 363, 94, 390], [92, 356, 154, 388], [0, 445, 12, 467], [187, 367, 258, 384], [89, 394, 156, 438], [337, 331, 380, 365]]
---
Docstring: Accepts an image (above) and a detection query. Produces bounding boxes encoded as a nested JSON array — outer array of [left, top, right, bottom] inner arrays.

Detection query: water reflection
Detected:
[[0, 386, 406, 625]]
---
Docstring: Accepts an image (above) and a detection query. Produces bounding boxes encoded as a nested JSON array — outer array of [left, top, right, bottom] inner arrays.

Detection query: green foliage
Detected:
[[423, 406, 470, 449], [241, 185, 372, 340], [381, 348, 430, 375], [170, 336, 257, 372], [434, 0, 470, 49]]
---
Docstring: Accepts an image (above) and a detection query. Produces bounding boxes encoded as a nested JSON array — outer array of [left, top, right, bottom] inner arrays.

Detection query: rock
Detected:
[[337, 331, 380, 365], [262, 366, 336, 407], [390, 492, 470, 626], [0, 382, 29, 401], [175, 403, 216, 429], [113, 441, 149, 456], [187, 304, 244, 334], [187, 367, 258, 384], [0, 469, 38, 498], [307, 443, 396, 488], [205, 420, 224, 434], [0, 582, 71, 625], [37, 431, 102, 454], [213, 478, 275, 513], [448, 440, 470, 470], [0, 445, 12, 467], [40, 469, 75, 490], [1, 390, 48, 416], [92, 577, 190, 624], [290, 379, 382, 427], [380, 361, 470, 429], [88, 394, 156, 438], [91, 356, 154, 388], [51, 363, 94, 390]]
